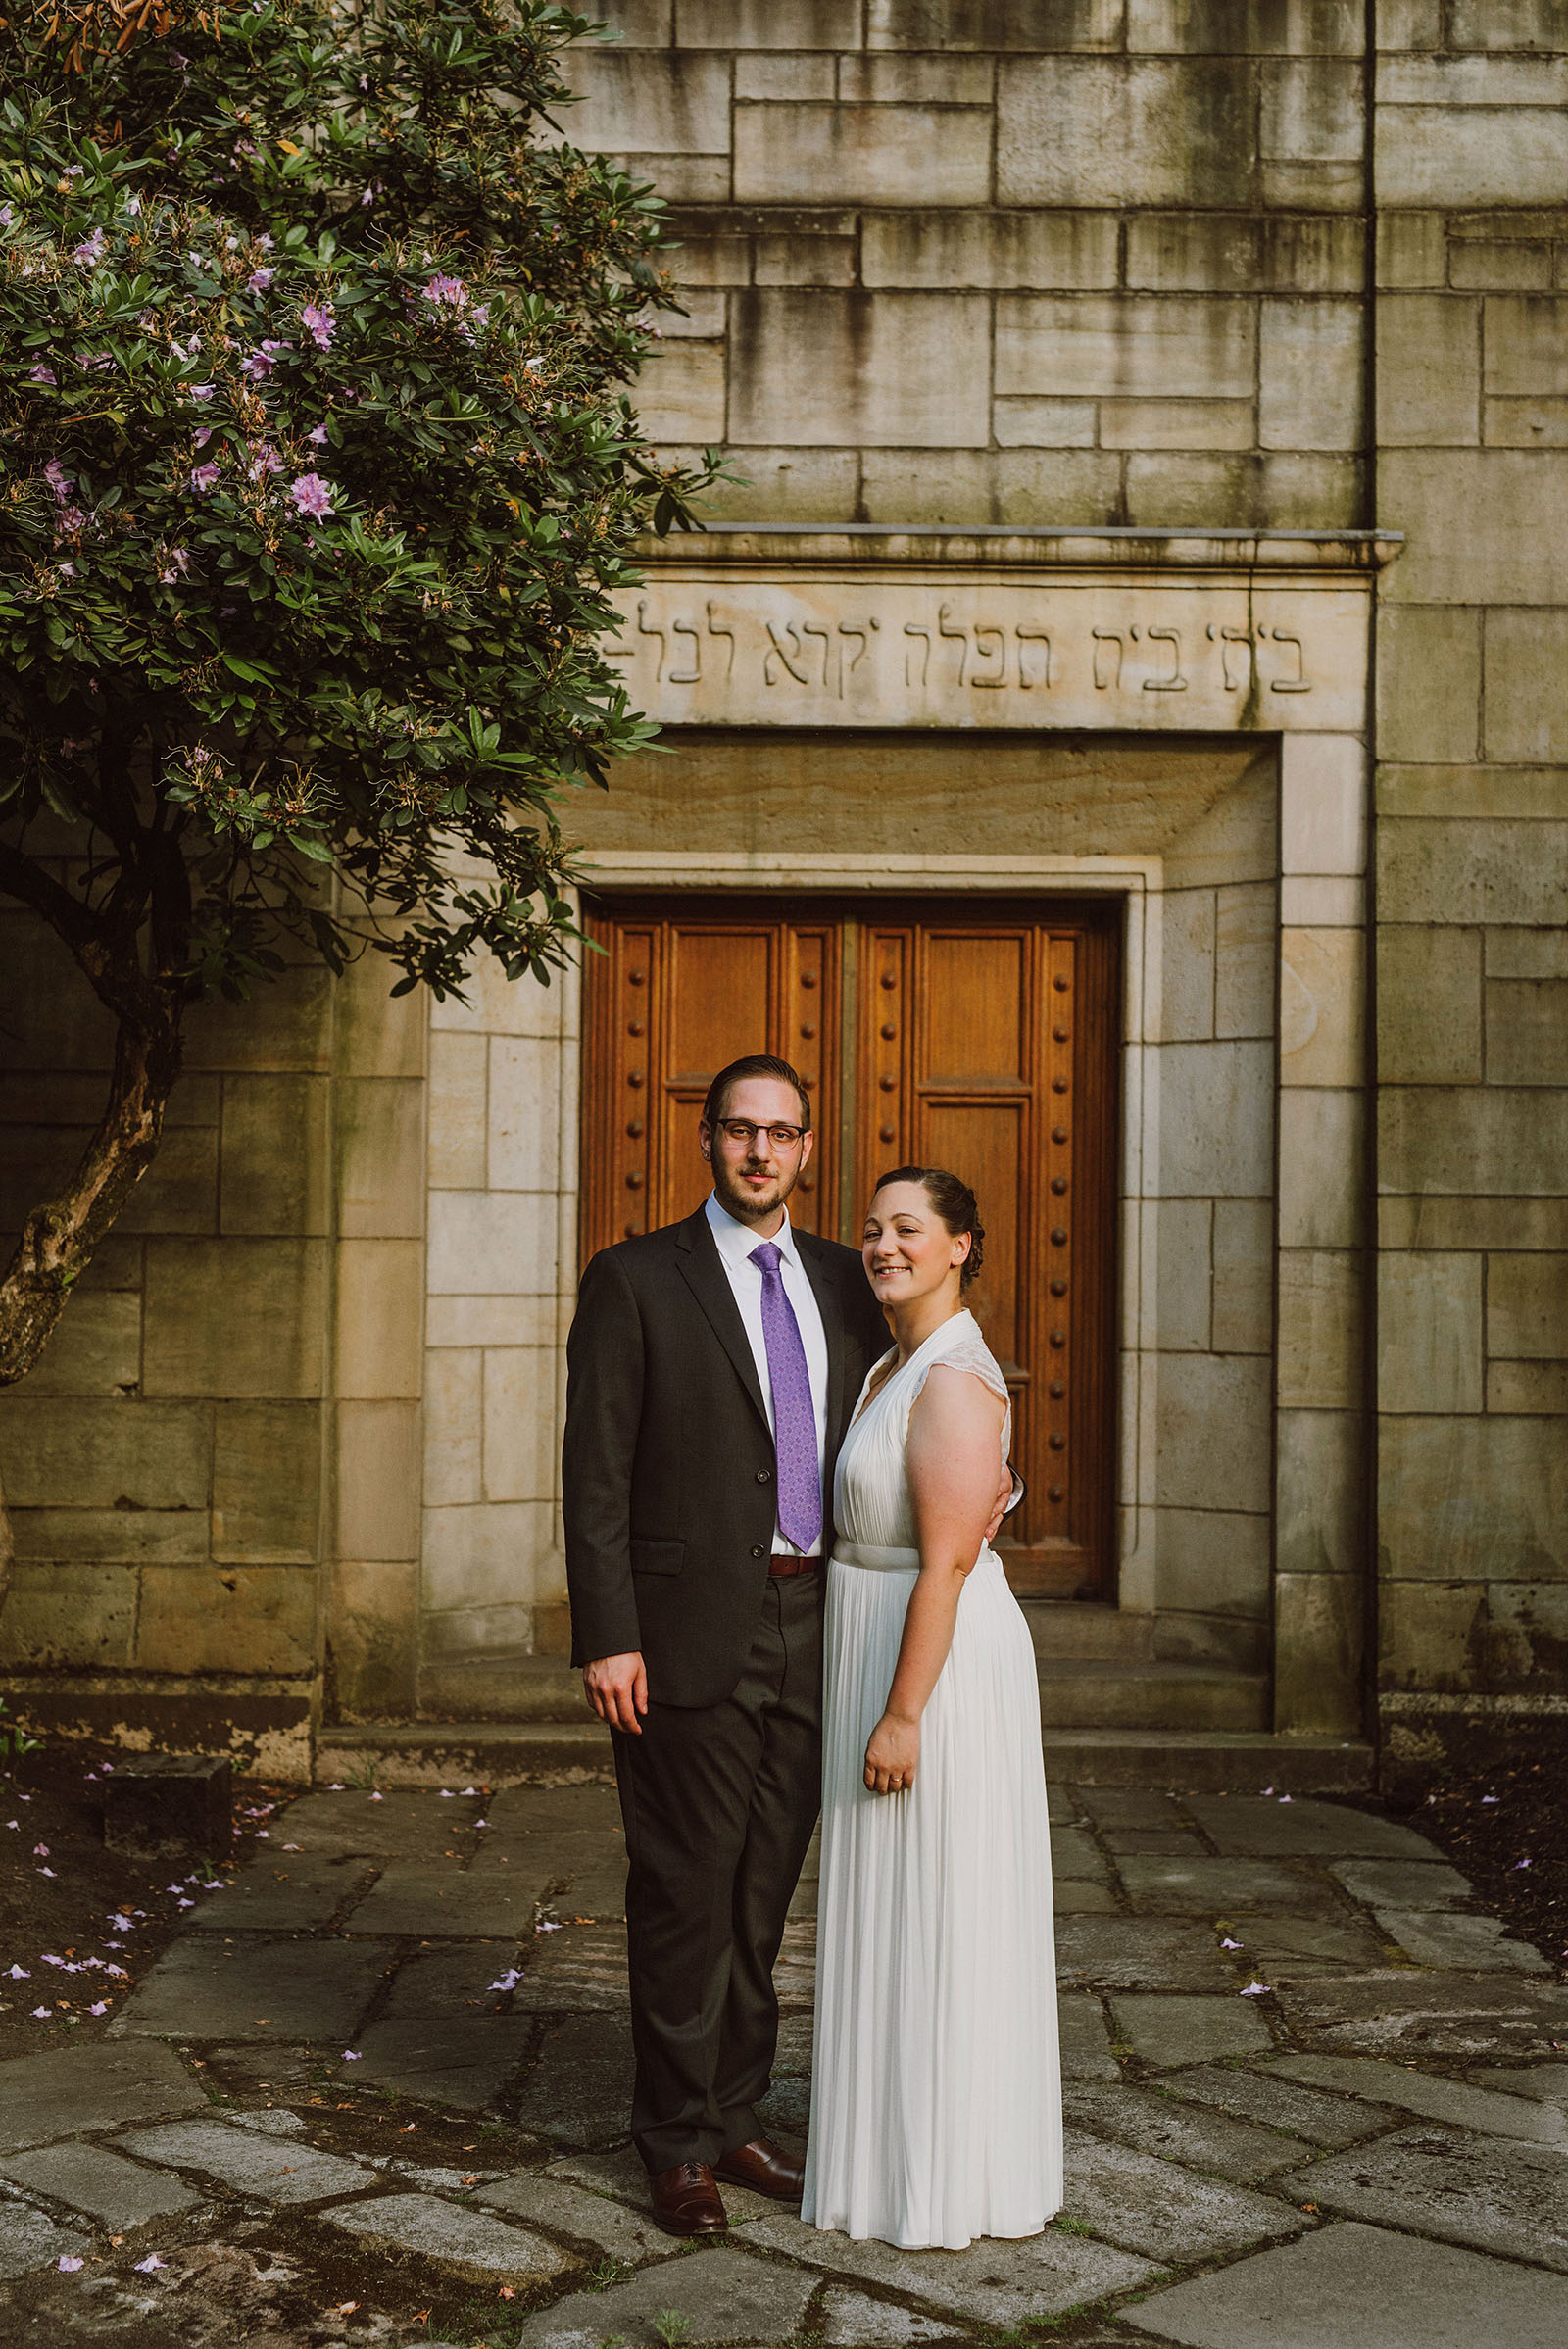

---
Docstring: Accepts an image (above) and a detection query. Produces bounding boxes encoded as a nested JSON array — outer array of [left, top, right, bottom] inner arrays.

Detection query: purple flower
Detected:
[[248, 267, 274, 292], [191, 462, 220, 493], [242, 338, 288, 381], [300, 302, 335, 351], [158, 546, 190, 583], [57, 507, 86, 534], [43, 461, 74, 500], [29, 364, 57, 385], [423, 273, 467, 309], [72, 227, 107, 266], [190, 383, 215, 402], [193, 427, 213, 449], [307, 421, 329, 445], [0, 204, 14, 227], [290, 472, 333, 518], [249, 442, 283, 478]]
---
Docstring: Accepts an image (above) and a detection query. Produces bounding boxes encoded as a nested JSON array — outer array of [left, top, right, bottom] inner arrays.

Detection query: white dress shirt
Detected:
[[705, 1191, 830, 1557]]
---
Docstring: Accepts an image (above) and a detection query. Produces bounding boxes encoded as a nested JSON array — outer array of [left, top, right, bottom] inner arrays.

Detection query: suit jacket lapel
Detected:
[[675, 1209, 770, 1434], [797, 1228, 848, 1461]]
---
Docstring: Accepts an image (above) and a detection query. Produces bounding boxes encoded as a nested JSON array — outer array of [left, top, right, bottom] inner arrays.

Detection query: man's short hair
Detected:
[[701, 1055, 812, 1132]]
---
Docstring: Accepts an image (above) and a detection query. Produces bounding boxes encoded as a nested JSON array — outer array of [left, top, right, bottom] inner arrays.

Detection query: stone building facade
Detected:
[[2, 1, 1565, 1787]]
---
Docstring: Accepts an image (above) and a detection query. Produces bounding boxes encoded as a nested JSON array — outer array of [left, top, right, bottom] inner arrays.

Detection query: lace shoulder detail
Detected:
[[903, 1318, 1011, 1448]]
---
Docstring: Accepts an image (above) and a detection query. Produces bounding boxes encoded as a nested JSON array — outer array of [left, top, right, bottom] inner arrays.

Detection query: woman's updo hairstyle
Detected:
[[874, 1166, 985, 1289]]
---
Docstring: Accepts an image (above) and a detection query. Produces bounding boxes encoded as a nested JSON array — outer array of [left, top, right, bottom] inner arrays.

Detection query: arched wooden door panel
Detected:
[[581, 896, 1119, 1603]]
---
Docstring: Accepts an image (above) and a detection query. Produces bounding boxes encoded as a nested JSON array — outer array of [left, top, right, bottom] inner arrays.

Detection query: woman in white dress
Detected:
[[802, 1167, 1062, 2251]]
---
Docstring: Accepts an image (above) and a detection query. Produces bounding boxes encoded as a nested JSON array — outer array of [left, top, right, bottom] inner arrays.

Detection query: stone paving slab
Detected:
[[515, 2243, 815, 2347], [1071, 1790, 1186, 1831], [1056, 1920, 1235, 1993], [112, 1934, 395, 2043], [484, 1786, 626, 1839], [1374, 1908, 1548, 1972], [818, 2285, 965, 2343], [1060, 2129, 1305, 2264], [275, 1789, 482, 1860], [1329, 1858, 1473, 1909], [341, 1865, 548, 1938], [478, 2169, 686, 2266], [351, 2017, 536, 2111], [1059, 1992, 1120, 2080], [0, 2041, 203, 2155], [549, 1865, 628, 1921], [116, 2117, 375, 2206], [1115, 1858, 1337, 1916], [1050, 1828, 1110, 1880], [511, 1923, 632, 2009], [1268, 2053, 1568, 2148], [745, 2209, 1163, 2326], [183, 1856, 376, 1933], [1162, 2064, 1387, 2150], [1108, 1993, 1274, 2069], [547, 2146, 774, 2227], [327, 2188, 572, 2282], [1101, 1829, 1208, 1855], [0, 2138, 201, 2227], [1184, 1798, 1441, 1862], [1290, 2123, 1568, 2271], [1055, 1881, 1120, 1914], [1470, 2062, 1568, 2105], [1274, 1970, 1568, 2059], [514, 2019, 640, 2151], [0, 2197, 88, 2280], [379, 1941, 522, 2017], [1063, 2082, 1313, 2181], [1119, 2217, 1568, 2349], [1225, 1911, 1388, 1975], [1048, 1785, 1083, 1824]]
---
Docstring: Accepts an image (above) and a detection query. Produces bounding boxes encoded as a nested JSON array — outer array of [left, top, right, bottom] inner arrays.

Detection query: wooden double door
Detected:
[[581, 897, 1120, 1602]]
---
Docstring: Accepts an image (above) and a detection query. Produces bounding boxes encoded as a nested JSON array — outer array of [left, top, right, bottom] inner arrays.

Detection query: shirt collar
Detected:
[[705, 1189, 802, 1273]]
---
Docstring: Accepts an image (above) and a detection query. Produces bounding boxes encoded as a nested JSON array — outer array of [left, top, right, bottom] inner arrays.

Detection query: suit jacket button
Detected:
[[756, 1468, 771, 1483], [750, 1544, 765, 1559]]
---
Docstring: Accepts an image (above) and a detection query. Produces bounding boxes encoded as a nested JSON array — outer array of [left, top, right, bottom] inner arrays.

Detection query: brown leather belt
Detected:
[[768, 1553, 819, 1578]]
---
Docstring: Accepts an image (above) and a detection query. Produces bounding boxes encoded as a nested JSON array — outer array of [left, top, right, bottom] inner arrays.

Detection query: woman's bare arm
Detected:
[[863, 1364, 1007, 1795]]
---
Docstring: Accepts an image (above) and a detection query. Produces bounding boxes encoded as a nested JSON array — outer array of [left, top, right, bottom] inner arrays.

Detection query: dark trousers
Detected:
[[612, 1571, 822, 2174]]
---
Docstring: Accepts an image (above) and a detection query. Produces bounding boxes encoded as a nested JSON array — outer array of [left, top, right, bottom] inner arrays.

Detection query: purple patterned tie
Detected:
[[749, 1242, 822, 1554]]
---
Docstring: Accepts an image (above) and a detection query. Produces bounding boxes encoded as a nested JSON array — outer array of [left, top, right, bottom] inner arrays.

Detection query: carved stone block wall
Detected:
[[570, 1, 1372, 526], [1373, 7, 1568, 1774]]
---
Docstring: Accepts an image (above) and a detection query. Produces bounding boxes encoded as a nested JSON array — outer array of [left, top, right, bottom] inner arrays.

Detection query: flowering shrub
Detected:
[[0, 0, 720, 1387]]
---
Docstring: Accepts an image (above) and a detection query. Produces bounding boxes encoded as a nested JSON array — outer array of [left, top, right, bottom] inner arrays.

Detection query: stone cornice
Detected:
[[633, 526, 1405, 577]]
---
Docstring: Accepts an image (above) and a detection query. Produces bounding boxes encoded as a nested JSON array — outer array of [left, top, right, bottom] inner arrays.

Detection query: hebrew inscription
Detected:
[[609, 577, 1368, 733]]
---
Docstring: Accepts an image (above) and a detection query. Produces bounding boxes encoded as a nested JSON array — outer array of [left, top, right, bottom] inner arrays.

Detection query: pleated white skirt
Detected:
[[801, 1542, 1063, 2250]]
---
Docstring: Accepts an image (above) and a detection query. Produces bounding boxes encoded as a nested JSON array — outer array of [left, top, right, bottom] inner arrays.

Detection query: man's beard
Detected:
[[712, 1158, 795, 1222]]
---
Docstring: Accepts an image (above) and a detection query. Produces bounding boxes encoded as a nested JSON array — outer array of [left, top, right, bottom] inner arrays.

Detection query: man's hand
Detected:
[[583, 1652, 648, 1736], [983, 1459, 1013, 1545]]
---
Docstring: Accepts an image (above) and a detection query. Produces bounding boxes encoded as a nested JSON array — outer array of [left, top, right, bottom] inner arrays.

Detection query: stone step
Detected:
[[317, 1718, 1373, 1794], [413, 1650, 1268, 1735], [419, 1635, 1260, 1728], [416, 1656, 583, 1722], [1034, 1659, 1269, 1733]]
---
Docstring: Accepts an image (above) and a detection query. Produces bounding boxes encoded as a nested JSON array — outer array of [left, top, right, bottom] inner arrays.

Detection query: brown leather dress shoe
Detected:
[[648, 2161, 729, 2237], [713, 2138, 806, 2200]]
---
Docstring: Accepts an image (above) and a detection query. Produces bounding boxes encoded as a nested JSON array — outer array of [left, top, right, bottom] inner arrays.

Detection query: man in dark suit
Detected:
[[563, 1053, 893, 2237]]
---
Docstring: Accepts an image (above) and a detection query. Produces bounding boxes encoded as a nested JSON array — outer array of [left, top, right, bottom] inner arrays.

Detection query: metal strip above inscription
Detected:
[[607, 570, 1371, 733]]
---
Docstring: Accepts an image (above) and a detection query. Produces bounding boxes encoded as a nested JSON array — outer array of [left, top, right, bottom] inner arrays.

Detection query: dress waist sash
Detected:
[[833, 1542, 921, 1572]]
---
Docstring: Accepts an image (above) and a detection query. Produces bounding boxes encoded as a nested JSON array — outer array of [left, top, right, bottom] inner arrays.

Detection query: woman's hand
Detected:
[[864, 1710, 920, 1796]]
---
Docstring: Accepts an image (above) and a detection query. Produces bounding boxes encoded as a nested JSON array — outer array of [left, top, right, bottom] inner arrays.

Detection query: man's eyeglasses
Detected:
[[712, 1118, 808, 1150]]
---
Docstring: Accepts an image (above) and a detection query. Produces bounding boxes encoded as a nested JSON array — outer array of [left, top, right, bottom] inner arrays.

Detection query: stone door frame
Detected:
[[584, 529, 1396, 1738]]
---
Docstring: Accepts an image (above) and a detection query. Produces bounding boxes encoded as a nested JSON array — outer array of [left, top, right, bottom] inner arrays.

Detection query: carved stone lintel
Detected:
[[609, 564, 1371, 733]]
